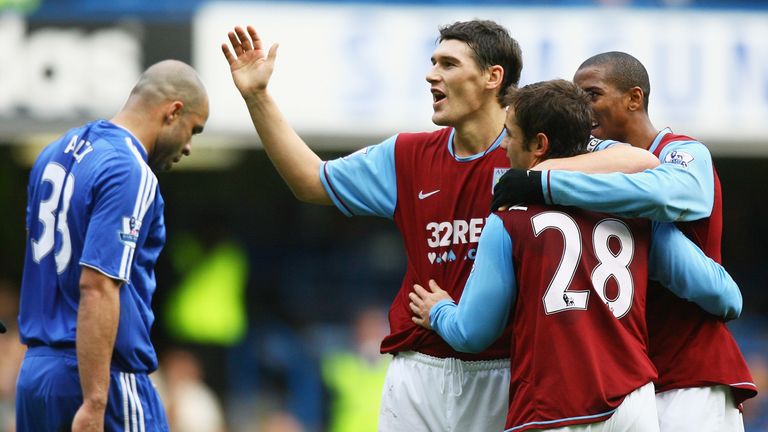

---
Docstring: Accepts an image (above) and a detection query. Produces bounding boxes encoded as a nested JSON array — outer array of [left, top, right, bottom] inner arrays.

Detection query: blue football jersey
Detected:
[[19, 120, 165, 373]]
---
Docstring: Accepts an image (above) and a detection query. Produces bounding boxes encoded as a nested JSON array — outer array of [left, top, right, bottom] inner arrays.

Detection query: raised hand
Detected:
[[221, 25, 279, 99], [409, 280, 453, 330]]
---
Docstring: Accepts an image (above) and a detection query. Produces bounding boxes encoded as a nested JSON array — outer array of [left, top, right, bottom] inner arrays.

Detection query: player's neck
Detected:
[[110, 110, 156, 156], [452, 107, 506, 157], [625, 117, 659, 151]]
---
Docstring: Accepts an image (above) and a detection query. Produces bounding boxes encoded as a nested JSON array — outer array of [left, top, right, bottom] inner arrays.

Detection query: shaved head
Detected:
[[129, 60, 208, 115]]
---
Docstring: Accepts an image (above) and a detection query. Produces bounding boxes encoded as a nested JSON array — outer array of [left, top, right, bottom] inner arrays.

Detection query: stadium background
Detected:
[[0, 0, 766, 430]]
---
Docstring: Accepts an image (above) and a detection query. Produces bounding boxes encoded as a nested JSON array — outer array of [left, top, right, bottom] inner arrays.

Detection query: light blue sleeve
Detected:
[[649, 222, 741, 320], [319, 136, 397, 218], [542, 140, 714, 222], [429, 214, 516, 353]]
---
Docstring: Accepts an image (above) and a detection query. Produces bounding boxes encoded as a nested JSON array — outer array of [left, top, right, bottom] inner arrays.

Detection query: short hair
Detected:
[[439, 20, 523, 106], [130, 60, 207, 115], [504, 79, 592, 159], [578, 51, 651, 112]]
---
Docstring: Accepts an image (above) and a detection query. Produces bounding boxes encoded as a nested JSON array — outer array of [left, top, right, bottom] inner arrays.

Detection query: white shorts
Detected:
[[529, 382, 659, 432], [378, 351, 510, 432], [656, 385, 744, 432]]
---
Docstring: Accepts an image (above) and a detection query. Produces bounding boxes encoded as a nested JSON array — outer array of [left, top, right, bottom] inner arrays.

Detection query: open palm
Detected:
[[221, 25, 278, 98]]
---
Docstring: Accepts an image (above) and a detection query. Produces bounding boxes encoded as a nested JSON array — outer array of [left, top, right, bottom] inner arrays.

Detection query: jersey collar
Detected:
[[648, 127, 673, 154], [447, 128, 506, 162]]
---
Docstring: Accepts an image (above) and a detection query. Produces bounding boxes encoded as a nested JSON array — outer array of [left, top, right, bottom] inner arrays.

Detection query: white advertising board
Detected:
[[194, 2, 768, 153]]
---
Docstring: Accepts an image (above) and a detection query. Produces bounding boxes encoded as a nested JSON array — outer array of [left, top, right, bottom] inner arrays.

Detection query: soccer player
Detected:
[[16, 60, 209, 431], [492, 52, 756, 431], [409, 79, 742, 431], [221, 23, 656, 431]]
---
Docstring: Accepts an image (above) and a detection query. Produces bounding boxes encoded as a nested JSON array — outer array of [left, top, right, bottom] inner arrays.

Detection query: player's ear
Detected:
[[164, 101, 184, 124], [533, 133, 549, 158], [486, 65, 504, 91], [626, 87, 644, 112]]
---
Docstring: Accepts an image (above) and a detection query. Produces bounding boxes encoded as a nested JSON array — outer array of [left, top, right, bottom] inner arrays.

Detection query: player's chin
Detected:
[[431, 112, 452, 127]]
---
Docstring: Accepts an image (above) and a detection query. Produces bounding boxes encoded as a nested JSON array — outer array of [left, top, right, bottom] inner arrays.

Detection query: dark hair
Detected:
[[439, 20, 523, 106], [504, 79, 592, 159], [578, 51, 651, 112]]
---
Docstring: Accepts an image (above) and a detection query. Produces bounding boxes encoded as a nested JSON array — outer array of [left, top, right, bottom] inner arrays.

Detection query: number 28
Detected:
[[532, 212, 635, 319]]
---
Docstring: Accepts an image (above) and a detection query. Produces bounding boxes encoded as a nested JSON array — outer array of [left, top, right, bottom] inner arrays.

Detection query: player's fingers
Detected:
[[408, 292, 422, 308], [411, 315, 423, 326], [227, 31, 243, 56], [428, 279, 440, 293], [247, 25, 260, 48], [235, 26, 253, 51], [221, 43, 236, 64], [267, 43, 279, 63], [408, 300, 420, 315], [413, 284, 427, 297]]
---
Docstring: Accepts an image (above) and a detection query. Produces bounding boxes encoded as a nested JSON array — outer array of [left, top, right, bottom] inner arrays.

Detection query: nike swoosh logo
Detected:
[[418, 189, 440, 200]]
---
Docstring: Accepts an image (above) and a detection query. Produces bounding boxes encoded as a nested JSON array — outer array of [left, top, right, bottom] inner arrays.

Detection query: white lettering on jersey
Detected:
[[63, 135, 94, 162], [425, 218, 486, 264], [664, 150, 694, 168]]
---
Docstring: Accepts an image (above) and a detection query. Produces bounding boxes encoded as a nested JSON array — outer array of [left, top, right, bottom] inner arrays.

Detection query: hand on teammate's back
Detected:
[[490, 168, 545, 212]]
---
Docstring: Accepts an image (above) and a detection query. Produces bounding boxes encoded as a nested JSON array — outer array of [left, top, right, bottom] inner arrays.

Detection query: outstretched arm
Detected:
[[222, 26, 331, 204]]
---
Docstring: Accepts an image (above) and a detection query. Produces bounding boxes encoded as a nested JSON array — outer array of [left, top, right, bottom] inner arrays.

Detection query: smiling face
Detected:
[[150, 99, 209, 172], [573, 65, 631, 143], [426, 39, 494, 127]]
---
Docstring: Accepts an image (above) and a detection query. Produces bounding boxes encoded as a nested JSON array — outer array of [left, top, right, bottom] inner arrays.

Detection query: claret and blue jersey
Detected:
[[320, 127, 512, 360], [535, 127, 757, 403], [20, 119, 164, 373]]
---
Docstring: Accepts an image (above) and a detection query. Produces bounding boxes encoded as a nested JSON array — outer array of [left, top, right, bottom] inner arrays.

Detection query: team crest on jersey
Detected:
[[664, 150, 694, 168], [492, 168, 509, 192], [119, 216, 141, 247]]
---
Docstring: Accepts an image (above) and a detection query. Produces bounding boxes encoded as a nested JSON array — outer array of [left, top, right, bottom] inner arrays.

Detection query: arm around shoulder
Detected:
[[534, 144, 659, 174]]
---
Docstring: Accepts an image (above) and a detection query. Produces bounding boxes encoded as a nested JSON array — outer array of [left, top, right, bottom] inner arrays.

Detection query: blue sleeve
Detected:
[[429, 214, 516, 353], [80, 150, 157, 282], [649, 222, 741, 320], [542, 140, 714, 222], [319, 136, 397, 218]]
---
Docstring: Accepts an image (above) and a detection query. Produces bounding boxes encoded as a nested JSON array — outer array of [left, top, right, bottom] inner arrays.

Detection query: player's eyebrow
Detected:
[[431, 53, 462, 65]]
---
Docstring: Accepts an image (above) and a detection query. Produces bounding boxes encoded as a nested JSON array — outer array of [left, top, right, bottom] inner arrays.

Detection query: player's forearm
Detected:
[[76, 267, 120, 409], [243, 91, 331, 204], [535, 145, 659, 174], [544, 166, 711, 222], [649, 222, 742, 320]]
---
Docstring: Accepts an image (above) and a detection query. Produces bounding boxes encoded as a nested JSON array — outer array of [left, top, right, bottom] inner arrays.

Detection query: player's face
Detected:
[[151, 101, 209, 172], [426, 39, 493, 127], [501, 108, 535, 169], [573, 65, 631, 142]]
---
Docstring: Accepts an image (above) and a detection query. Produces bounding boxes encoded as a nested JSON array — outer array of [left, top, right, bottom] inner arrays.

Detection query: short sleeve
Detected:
[[80, 153, 158, 282], [319, 136, 398, 218]]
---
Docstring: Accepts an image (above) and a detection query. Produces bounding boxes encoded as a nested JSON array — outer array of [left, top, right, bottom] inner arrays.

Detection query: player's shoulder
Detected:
[[657, 129, 711, 167], [395, 127, 452, 147]]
